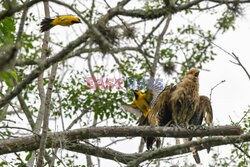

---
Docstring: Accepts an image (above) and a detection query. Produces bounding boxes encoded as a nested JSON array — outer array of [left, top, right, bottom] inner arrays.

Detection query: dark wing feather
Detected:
[[156, 85, 176, 126], [189, 95, 213, 127], [145, 85, 175, 150], [190, 95, 213, 126], [189, 95, 213, 153], [200, 96, 213, 126]]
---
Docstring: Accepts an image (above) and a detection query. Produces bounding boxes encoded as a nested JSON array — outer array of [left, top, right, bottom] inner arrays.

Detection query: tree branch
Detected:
[[0, 32, 89, 109], [230, 52, 250, 82], [127, 133, 250, 166], [0, 0, 132, 109], [0, 125, 244, 156], [150, 15, 171, 78], [0, 0, 43, 20]]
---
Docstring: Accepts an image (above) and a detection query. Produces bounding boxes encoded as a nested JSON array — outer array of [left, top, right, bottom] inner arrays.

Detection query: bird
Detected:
[[40, 15, 81, 32], [124, 90, 152, 126], [147, 68, 206, 163], [122, 89, 162, 149], [149, 68, 200, 127]]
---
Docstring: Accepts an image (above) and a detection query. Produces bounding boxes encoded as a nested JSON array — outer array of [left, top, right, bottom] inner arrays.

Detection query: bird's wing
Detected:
[[127, 101, 137, 108], [199, 95, 213, 126], [148, 85, 174, 126], [189, 95, 213, 154], [122, 105, 142, 117], [148, 88, 164, 107], [189, 95, 213, 126]]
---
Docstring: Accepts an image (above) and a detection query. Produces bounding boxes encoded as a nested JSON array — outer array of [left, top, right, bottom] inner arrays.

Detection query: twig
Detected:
[[151, 15, 172, 78], [104, 137, 133, 148], [0, 126, 38, 135], [237, 109, 250, 125], [209, 80, 226, 101], [230, 52, 250, 82], [233, 144, 250, 159]]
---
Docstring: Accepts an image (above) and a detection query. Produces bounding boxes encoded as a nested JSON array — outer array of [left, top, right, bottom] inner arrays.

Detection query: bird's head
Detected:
[[133, 90, 142, 100], [184, 68, 200, 81], [71, 17, 81, 24]]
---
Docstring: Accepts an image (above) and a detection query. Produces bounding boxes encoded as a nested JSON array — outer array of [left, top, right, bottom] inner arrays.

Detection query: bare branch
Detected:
[[14, 60, 38, 66], [230, 52, 250, 82], [35, 1, 51, 166], [151, 15, 171, 78], [209, 80, 226, 101]]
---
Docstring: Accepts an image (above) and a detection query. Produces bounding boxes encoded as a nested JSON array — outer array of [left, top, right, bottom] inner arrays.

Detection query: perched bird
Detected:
[[147, 68, 204, 163], [149, 68, 200, 127], [40, 15, 81, 32]]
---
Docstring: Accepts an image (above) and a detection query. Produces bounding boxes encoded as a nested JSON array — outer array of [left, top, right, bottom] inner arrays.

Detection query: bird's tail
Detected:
[[40, 18, 54, 32], [192, 148, 201, 164], [146, 137, 161, 150]]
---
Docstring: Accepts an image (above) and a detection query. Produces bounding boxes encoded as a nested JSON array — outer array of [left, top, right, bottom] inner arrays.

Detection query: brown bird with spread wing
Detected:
[[149, 68, 200, 127], [147, 68, 213, 163]]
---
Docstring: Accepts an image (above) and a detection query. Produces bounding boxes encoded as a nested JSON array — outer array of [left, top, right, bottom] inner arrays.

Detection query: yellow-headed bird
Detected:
[[123, 89, 162, 149], [128, 90, 151, 117], [40, 15, 81, 32]]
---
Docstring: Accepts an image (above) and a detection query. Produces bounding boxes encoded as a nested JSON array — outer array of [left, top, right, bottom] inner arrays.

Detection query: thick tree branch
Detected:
[[14, 60, 38, 66], [116, 0, 205, 19], [0, 125, 244, 155], [0, 131, 247, 165], [209, 0, 250, 4], [127, 133, 250, 166]]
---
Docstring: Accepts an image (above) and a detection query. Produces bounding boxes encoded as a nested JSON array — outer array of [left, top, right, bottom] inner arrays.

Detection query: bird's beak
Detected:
[[194, 71, 199, 78]]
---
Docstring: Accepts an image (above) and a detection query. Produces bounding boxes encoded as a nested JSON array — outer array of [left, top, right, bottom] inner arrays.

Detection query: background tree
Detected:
[[0, 0, 249, 166]]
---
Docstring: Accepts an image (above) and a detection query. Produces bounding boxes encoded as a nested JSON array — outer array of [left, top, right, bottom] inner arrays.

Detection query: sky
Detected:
[[2, 1, 250, 166]]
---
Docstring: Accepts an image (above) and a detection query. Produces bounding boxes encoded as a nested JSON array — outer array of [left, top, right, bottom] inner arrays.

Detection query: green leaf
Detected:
[[0, 71, 13, 88], [25, 152, 32, 161], [8, 70, 18, 81]]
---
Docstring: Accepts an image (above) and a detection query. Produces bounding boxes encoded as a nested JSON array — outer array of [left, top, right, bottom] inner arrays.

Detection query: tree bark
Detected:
[[0, 125, 244, 155]]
